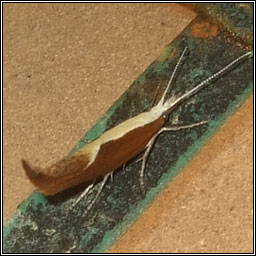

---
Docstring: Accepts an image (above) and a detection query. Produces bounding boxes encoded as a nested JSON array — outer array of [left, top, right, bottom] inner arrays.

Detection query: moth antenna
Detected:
[[163, 50, 252, 115], [158, 46, 188, 106]]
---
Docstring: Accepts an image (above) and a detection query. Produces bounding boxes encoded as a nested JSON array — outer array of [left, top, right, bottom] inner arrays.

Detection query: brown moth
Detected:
[[22, 48, 252, 197]]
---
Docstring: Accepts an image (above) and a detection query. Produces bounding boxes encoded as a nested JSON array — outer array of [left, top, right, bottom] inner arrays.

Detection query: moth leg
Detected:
[[139, 132, 160, 193], [70, 182, 95, 209], [139, 120, 208, 193], [110, 170, 115, 183], [83, 173, 112, 216], [116, 164, 126, 180], [135, 132, 160, 165], [161, 120, 208, 132]]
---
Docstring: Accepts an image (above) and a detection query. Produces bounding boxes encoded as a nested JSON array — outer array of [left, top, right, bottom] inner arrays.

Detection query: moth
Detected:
[[22, 48, 252, 208]]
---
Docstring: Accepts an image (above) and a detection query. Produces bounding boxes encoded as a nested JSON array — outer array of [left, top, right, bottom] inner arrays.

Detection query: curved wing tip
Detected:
[[21, 159, 38, 179]]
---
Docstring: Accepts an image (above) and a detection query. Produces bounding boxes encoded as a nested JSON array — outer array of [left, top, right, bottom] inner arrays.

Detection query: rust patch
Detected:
[[157, 46, 178, 63], [191, 20, 219, 39], [169, 46, 177, 58], [238, 3, 252, 12]]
